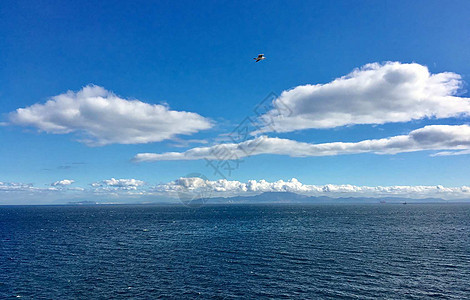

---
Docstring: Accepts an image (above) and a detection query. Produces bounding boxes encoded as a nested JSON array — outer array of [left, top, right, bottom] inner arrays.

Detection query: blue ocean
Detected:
[[1, 204, 469, 299]]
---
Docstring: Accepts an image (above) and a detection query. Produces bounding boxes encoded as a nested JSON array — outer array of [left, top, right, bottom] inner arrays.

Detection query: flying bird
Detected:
[[254, 54, 266, 62]]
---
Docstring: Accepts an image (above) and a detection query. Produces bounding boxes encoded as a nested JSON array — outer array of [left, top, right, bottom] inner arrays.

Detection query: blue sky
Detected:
[[1, 0, 470, 203]]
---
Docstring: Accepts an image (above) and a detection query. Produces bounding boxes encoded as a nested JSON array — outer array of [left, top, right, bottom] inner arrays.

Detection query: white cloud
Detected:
[[1, 179, 470, 202], [0, 181, 36, 192], [51, 179, 74, 186], [259, 62, 470, 132], [0, 181, 80, 193], [9, 85, 212, 146], [0, 181, 85, 204], [91, 178, 145, 190], [0, 181, 63, 202], [133, 124, 470, 161], [156, 177, 470, 199], [432, 149, 470, 156]]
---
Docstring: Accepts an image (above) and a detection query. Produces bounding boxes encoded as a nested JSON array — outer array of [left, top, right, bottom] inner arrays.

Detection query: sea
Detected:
[[1, 203, 469, 299]]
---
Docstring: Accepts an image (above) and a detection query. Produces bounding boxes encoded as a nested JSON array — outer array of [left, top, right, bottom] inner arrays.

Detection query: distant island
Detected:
[[67, 191, 470, 206], [202, 191, 451, 204]]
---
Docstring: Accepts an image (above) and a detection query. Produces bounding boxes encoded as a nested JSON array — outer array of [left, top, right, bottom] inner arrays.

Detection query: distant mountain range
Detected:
[[203, 191, 449, 204], [68, 191, 470, 205]]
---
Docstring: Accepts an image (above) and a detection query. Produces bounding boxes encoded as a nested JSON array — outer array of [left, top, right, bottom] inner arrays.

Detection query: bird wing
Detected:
[[258, 54, 264, 58]]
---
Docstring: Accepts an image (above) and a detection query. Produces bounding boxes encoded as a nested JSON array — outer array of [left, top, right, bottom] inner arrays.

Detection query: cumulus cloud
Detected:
[[258, 62, 470, 132], [1, 179, 470, 202], [0, 181, 63, 200], [133, 124, 470, 161], [0, 178, 147, 204], [0, 181, 36, 192], [0, 181, 80, 193], [9, 85, 212, 146], [0, 181, 85, 204], [51, 179, 75, 186], [155, 177, 470, 199], [91, 178, 145, 190]]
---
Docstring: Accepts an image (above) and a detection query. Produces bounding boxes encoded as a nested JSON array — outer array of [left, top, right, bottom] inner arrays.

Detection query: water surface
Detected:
[[1, 204, 469, 299]]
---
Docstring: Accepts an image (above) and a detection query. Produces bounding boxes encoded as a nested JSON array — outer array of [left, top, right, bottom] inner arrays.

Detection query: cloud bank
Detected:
[[156, 177, 470, 200], [259, 62, 470, 132], [1, 178, 470, 202], [134, 124, 470, 161], [9, 85, 212, 146]]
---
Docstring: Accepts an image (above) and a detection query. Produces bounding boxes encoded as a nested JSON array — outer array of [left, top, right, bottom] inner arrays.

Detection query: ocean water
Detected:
[[1, 204, 470, 299]]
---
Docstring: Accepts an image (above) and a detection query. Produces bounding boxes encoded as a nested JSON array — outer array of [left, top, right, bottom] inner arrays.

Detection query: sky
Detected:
[[1, 0, 470, 204]]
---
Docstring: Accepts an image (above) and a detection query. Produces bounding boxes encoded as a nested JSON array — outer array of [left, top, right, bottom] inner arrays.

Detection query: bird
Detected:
[[254, 54, 266, 62]]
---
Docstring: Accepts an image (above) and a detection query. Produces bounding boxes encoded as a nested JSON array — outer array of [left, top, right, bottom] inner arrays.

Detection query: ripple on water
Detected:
[[1, 204, 469, 299]]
